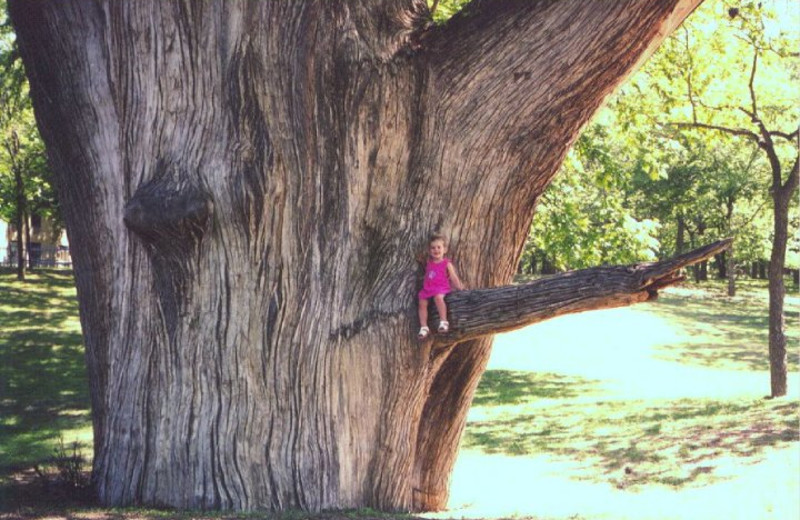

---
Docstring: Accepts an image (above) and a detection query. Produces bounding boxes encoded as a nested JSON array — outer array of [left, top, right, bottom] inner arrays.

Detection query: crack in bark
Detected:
[[328, 310, 406, 341]]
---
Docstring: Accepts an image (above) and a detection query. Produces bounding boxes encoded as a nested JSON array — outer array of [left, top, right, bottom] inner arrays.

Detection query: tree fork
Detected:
[[9, 0, 708, 512]]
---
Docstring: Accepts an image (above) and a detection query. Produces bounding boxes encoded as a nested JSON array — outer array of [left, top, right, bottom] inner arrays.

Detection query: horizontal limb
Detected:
[[436, 238, 732, 346]]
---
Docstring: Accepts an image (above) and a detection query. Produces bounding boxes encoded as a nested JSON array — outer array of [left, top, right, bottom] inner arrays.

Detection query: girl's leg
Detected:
[[418, 297, 429, 328], [433, 294, 447, 324]]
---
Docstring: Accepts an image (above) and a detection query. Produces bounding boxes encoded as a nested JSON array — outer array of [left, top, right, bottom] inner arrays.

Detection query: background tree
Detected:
[[524, 125, 661, 273], [651, 1, 798, 397], [0, 1, 57, 279], [525, 1, 796, 398], [9, 0, 717, 512]]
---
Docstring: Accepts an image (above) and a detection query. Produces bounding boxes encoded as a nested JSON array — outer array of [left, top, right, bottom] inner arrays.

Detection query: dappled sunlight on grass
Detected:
[[1, 269, 798, 519], [641, 281, 799, 372], [471, 371, 604, 406], [441, 445, 800, 520], [464, 384, 798, 489], [0, 269, 91, 476], [448, 279, 800, 519]]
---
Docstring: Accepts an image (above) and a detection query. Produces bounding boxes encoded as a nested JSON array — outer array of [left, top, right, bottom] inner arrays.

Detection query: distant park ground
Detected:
[[0, 268, 798, 520]]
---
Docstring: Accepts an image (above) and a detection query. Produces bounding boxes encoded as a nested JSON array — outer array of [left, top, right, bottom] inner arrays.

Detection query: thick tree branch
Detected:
[[434, 239, 732, 345], [748, 47, 759, 120], [770, 128, 799, 142], [423, 0, 702, 149], [669, 121, 760, 141]]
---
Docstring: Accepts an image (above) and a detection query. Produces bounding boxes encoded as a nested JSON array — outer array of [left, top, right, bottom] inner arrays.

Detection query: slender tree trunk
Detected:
[[676, 214, 686, 255], [726, 199, 735, 296], [25, 211, 32, 270], [10, 0, 705, 511], [766, 154, 797, 397], [768, 192, 788, 397], [6, 132, 26, 280], [695, 219, 707, 282], [760, 125, 797, 398], [13, 159, 25, 281], [716, 252, 726, 279], [727, 247, 736, 297]]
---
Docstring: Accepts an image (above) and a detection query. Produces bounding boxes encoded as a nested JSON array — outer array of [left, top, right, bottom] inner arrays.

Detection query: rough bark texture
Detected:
[[767, 160, 796, 397], [10, 0, 704, 512], [6, 133, 26, 280], [433, 239, 730, 346], [725, 201, 735, 297], [14, 162, 25, 280]]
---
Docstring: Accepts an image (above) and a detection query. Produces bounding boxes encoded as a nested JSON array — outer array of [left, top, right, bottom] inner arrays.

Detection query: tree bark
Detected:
[[676, 214, 686, 255], [727, 248, 736, 297], [716, 252, 726, 279], [726, 199, 735, 296], [6, 132, 26, 281], [9, 0, 704, 511], [766, 154, 798, 398], [14, 165, 25, 281]]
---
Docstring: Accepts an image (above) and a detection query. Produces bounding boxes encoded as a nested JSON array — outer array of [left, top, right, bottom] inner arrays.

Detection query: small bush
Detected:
[[52, 436, 89, 489]]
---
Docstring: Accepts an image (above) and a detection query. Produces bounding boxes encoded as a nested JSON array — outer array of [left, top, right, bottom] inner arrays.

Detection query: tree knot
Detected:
[[124, 165, 213, 256]]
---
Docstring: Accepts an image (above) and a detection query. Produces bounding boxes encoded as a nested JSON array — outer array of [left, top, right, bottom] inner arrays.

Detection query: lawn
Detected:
[[452, 278, 799, 519], [0, 269, 93, 512], [0, 270, 91, 469], [0, 269, 798, 519]]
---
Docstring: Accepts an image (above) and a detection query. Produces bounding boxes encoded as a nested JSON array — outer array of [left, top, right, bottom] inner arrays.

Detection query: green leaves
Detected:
[[0, 0, 57, 230], [527, 0, 796, 274], [427, 0, 471, 24], [526, 127, 661, 271]]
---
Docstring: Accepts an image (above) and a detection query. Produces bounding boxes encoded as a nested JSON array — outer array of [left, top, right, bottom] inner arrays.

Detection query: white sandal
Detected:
[[418, 326, 430, 340], [438, 321, 449, 333]]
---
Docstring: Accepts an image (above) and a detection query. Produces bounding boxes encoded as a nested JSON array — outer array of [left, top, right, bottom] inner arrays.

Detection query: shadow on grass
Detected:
[[0, 269, 91, 474], [644, 280, 800, 372], [465, 371, 799, 490], [472, 370, 603, 406]]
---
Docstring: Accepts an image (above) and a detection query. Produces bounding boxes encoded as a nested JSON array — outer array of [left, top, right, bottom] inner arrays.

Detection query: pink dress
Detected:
[[419, 258, 451, 299]]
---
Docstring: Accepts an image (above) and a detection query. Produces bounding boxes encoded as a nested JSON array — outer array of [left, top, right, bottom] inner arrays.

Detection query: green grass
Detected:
[[646, 278, 800, 371], [471, 371, 603, 406], [464, 385, 798, 489], [0, 268, 92, 479], [464, 278, 800, 492], [1, 269, 798, 518]]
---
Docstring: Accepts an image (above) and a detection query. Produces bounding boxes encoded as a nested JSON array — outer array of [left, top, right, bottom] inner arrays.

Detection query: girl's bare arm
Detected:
[[448, 263, 465, 291]]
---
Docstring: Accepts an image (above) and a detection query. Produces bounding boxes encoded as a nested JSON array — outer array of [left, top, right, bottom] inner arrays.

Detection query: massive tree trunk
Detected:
[[10, 0, 705, 512]]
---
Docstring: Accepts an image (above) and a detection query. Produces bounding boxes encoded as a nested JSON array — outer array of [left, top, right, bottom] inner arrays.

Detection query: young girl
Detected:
[[418, 234, 464, 340]]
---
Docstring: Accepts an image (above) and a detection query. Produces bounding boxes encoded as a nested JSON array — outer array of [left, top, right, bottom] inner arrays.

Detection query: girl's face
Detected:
[[429, 239, 446, 261]]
